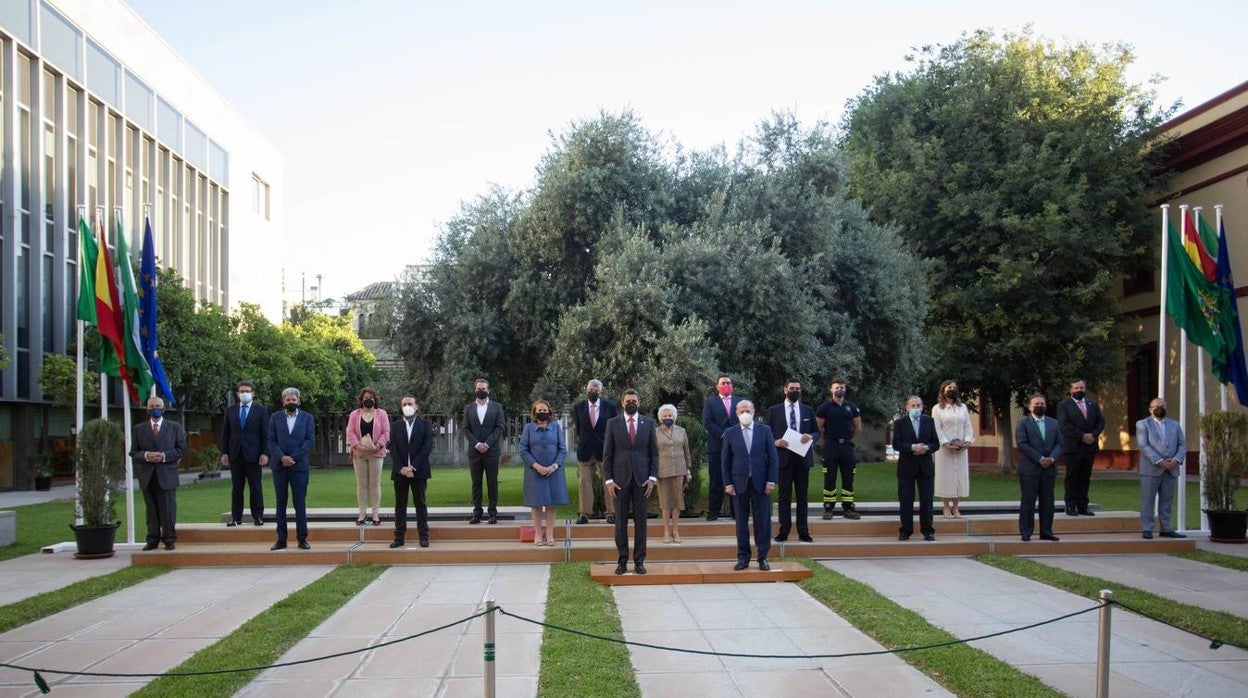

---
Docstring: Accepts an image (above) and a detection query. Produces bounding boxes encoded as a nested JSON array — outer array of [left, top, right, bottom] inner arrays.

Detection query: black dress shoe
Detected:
[[469, 514, 482, 525], [253, 518, 265, 526], [1142, 531, 1154, 539], [1021, 535, 1031, 542], [898, 533, 912, 541], [1065, 507, 1078, 516], [922, 533, 935, 542], [706, 513, 718, 522], [297, 539, 310, 550], [774, 533, 788, 542], [1079, 510, 1095, 517], [389, 540, 405, 548], [615, 563, 627, 575], [488, 513, 498, 525], [164, 542, 175, 550], [1159, 531, 1186, 538], [271, 541, 287, 550], [142, 542, 158, 551], [606, 514, 616, 524], [634, 563, 647, 575], [227, 521, 239, 527], [842, 509, 861, 520], [576, 515, 589, 524], [758, 560, 770, 571], [1039, 534, 1060, 541], [419, 536, 429, 547], [798, 532, 813, 543], [733, 561, 749, 571]]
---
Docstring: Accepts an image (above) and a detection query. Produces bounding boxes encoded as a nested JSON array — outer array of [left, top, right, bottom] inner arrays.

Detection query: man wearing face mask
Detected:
[[219, 380, 269, 527], [816, 378, 863, 520], [892, 396, 939, 541], [1015, 394, 1062, 542], [1135, 398, 1187, 540], [572, 379, 618, 524], [462, 378, 505, 524], [702, 375, 743, 521], [765, 379, 819, 542], [390, 396, 434, 548], [721, 400, 779, 570], [266, 387, 316, 550], [1056, 379, 1105, 516], [603, 389, 660, 574], [130, 396, 187, 550]]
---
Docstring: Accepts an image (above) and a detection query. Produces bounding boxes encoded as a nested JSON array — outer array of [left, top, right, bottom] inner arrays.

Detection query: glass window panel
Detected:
[[185, 120, 206, 170], [16, 245, 28, 346], [85, 39, 119, 106], [42, 255, 52, 349], [42, 69, 55, 117], [123, 72, 153, 132], [19, 109, 31, 213], [209, 140, 228, 185], [18, 52, 32, 106], [156, 97, 181, 149], [39, 2, 81, 79], [0, 0, 33, 46], [66, 87, 79, 135], [66, 136, 77, 210], [43, 122, 54, 222]]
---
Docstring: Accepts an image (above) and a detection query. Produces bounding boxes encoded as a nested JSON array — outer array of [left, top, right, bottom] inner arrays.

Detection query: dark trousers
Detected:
[[613, 481, 649, 564], [706, 451, 730, 515], [776, 460, 810, 536], [1019, 466, 1057, 537], [469, 450, 501, 515], [822, 442, 856, 510], [394, 477, 429, 541], [1064, 450, 1095, 511], [230, 459, 264, 523], [732, 480, 772, 562], [898, 471, 934, 536], [272, 468, 309, 543], [140, 476, 177, 545]]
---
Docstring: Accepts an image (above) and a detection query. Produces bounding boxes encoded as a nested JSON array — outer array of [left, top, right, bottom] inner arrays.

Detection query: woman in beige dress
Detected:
[[656, 404, 692, 543], [932, 380, 973, 518]]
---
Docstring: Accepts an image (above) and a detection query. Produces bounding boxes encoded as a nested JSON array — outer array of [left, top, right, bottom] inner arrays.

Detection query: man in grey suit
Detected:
[[129, 396, 187, 550], [1136, 397, 1188, 539], [1015, 394, 1062, 542], [462, 378, 505, 524], [603, 389, 659, 575]]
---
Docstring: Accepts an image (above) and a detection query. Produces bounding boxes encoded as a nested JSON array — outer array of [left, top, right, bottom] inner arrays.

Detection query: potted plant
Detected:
[[1201, 410, 1248, 543], [72, 419, 127, 559], [197, 443, 223, 480], [33, 452, 53, 491]]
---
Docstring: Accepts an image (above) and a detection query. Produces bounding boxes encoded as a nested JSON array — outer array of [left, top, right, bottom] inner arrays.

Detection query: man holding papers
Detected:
[[765, 379, 820, 542]]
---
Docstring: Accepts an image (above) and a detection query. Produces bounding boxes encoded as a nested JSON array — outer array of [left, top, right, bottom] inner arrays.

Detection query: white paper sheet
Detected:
[[782, 428, 812, 457]]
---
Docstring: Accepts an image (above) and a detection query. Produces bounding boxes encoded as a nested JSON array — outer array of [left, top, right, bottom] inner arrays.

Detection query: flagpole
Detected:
[[1158, 204, 1171, 400], [96, 207, 108, 422], [1177, 204, 1191, 533], [75, 205, 87, 526], [123, 395, 135, 545], [1194, 206, 1207, 534], [1216, 204, 1230, 411]]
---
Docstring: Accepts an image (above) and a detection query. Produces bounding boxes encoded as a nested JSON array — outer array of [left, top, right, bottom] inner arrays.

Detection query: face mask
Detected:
[[908, 407, 922, 419], [587, 390, 600, 400], [737, 412, 753, 426], [623, 402, 639, 415], [833, 389, 846, 399], [1152, 407, 1167, 419], [402, 405, 416, 417], [1031, 406, 1045, 418], [661, 418, 675, 427], [945, 390, 958, 401], [363, 399, 376, 409], [476, 389, 489, 400], [786, 390, 801, 402], [148, 408, 164, 420], [535, 411, 551, 422], [1072, 390, 1086, 401], [285, 403, 299, 414], [238, 391, 253, 405], [717, 384, 732, 397]]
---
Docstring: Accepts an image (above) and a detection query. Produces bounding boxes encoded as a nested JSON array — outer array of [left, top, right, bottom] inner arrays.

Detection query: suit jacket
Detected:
[[461, 400, 505, 449], [764, 401, 818, 469], [219, 403, 270, 465], [602, 414, 659, 488], [1056, 397, 1105, 452], [267, 409, 316, 473], [702, 394, 744, 457], [347, 408, 391, 458], [572, 398, 618, 461], [720, 422, 780, 494], [130, 418, 187, 490], [390, 416, 435, 480], [1135, 417, 1186, 478], [891, 414, 939, 479], [1015, 415, 1062, 476]]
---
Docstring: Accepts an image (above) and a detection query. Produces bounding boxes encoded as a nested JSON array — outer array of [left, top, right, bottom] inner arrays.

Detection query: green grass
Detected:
[[0, 565, 170, 633], [977, 554, 1248, 649], [1174, 549, 1248, 573], [796, 558, 1062, 698], [131, 565, 386, 698], [537, 563, 640, 698]]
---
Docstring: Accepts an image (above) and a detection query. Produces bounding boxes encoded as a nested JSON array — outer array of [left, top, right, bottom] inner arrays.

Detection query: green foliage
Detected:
[[0, 332, 10, 371], [196, 443, 223, 474], [539, 563, 641, 698], [76, 419, 127, 526], [1201, 410, 1248, 511], [38, 353, 97, 407], [156, 267, 236, 412], [841, 28, 1174, 464], [0, 566, 170, 634]]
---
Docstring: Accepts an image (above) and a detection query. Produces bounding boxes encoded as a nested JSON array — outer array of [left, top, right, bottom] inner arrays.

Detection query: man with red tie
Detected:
[[130, 396, 187, 550], [572, 379, 618, 524], [1056, 378, 1105, 516], [603, 389, 659, 575]]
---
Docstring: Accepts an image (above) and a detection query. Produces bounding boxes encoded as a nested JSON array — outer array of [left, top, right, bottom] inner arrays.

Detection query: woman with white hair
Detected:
[[656, 404, 692, 543]]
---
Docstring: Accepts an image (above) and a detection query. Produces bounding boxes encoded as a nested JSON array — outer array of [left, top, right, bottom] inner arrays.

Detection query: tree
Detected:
[[288, 312, 379, 413], [841, 28, 1172, 469], [155, 267, 237, 417], [0, 332, 8, 371]]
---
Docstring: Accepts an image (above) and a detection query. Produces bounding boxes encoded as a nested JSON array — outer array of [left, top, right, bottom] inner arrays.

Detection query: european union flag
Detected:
[[140, 217, 175, 403], [1214, 218, 1248, 405]]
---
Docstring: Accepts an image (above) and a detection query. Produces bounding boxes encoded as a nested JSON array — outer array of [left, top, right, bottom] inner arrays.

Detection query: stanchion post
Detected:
[[484, 598, 496, 698], [1097, 589, 1113, 698]]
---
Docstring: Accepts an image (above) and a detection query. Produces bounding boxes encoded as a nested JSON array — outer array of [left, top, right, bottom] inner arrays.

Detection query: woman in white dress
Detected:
[[932, 380, 974, 518]]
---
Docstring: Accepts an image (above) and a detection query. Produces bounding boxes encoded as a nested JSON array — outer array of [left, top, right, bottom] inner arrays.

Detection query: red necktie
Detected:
[[151, 422, 160, 439], [1078, 401, 1088, 419], [628, 418, 636, 445], [590, 402, 597, 427]]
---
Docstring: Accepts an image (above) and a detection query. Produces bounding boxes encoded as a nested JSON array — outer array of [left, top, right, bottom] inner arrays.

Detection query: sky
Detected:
[[123, 0, 1248, 306]]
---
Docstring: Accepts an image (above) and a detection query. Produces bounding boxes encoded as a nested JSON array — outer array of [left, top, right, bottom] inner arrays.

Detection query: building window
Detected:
[[1126, 343, 1158, 428], [252, 173, 269, 220]]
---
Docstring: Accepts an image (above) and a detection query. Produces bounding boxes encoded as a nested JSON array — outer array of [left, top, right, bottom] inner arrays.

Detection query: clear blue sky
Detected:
[[125, 0, 1248, 304]]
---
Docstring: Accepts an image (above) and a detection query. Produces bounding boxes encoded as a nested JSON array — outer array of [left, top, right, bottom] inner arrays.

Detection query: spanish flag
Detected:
[[1182, 207, 1217, 282], [94, 224, 137, 402]]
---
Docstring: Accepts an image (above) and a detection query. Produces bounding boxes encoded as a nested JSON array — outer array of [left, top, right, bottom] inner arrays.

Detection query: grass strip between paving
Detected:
[[0, 565, 171, 634], [537, 562, 641, 698], [131, 564, 387, 698], [797, 558, 1063, 698], [977, 554, 1248, 650], [1173, 549, 1248, 574]]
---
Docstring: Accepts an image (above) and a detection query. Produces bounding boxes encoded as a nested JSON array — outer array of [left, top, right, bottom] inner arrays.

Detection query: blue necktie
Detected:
[[240, 405, 249, 427], [789, 405, 797, 430], [913, 418, 920, 437]]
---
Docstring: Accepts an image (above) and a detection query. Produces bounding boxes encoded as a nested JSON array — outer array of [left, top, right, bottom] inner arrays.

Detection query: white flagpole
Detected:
[[1177, 205, 1190, 532], [1194, 206, 1208, 533], [1158, 204, 1171, 400], [1216, 204, 1230, 411], [96, 207, 108, 422], [123, 396, 135, 545], [75, 205, 87, 526]]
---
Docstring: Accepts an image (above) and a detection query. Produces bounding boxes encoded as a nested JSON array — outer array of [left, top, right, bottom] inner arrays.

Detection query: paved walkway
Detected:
[[236, 564, 548, 697], [1198, 539, 1248, 558], [0, 566, 331, 697], [0, 552, 134, 606], [830, 558, 1248, 698], [613, 581, 953, 697], [1038, 554, 1248, 620]]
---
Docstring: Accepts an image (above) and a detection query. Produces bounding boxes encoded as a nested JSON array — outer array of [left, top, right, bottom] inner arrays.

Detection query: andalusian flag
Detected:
[[115, 212, 155, 402], [75, 217, 99, 324], [95, 224, 132, 399], [1165, 219, 1237, 369]]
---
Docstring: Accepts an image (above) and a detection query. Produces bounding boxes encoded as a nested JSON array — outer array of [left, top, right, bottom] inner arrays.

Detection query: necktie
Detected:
[[240, 405, 249, 426], [913, 418, 920, 438], [589, 402, 597, 427], [743, 427, 752, 453], [628, 418, 636, 445], [1078, 400, 1088, 419], [723, 396, 732, 416], [789, 405, 797, 430], [151, 422, 160, 439], [1037, 418, 1045, 440]]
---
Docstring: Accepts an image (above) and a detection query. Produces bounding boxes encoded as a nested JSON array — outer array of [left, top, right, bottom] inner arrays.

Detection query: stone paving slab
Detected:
[[1198, 539, 1248, 558], [831, 558, 1248, 698], [1037, 554, 1248, 620], [0, 566, 331, 698], [0, 551, 133, 606], [613, 581, 954, 697], [235, 564, 549, 698]]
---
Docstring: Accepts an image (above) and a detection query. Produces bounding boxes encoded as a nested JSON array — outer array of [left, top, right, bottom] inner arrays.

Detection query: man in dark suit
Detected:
[[603, 389, 659, 574], [892, 395, 939, 541], [1015, 394, 1063, 542], [266, 387, 315, 550], [462, 378, 505, 524], [764, 379, 818, 542], [129, 396, 186, 550], [721, 400, 779, 570], [702, 374, 742, 521], [572, 378, 618, 524], [390, 395, 435, 548], [219, 380, 269, 527], [1056, 378, 1105, 516]]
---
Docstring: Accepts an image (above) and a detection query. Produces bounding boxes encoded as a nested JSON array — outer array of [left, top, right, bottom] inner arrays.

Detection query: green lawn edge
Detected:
[[538, 562, 640, 698], [796, 558, 1063, 698], [131, 564, 387, 698], [1173, 549, 1248, 573], [0, 565, 171, 634], [976, 554, 1248, 649]]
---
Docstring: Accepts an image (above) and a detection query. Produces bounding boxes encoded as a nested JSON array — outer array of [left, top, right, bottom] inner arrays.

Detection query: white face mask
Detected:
[[401, 405, 416, 417], [737, 412, 753, 426], [238, 391, 253, 405]]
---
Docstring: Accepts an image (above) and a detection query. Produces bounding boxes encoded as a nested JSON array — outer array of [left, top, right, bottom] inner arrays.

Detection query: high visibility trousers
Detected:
[[822, 442, 856, 510]]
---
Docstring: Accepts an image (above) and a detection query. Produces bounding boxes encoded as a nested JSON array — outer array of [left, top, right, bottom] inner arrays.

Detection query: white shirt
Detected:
[[604, 416, 658, 486], [286, 409, 299, 433], [475, 399, 489, 426]]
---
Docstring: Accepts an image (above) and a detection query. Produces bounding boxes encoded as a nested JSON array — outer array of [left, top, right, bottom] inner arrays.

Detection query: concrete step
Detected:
[[591, 560, 813, 585]]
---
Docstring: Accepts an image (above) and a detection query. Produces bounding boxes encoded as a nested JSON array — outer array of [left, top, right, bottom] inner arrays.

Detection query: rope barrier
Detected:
[[1107, 598, 1247, 652]]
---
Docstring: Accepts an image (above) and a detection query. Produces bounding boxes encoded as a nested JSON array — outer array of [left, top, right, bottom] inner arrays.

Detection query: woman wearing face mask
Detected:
[[520, 399, 569, 546], [346, 387, 390, 526], [932, 379, 974, 518], [655, 404, 692, 543]]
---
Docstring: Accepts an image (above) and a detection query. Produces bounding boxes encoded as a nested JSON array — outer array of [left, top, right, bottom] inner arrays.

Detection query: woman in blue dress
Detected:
[[520, 399, 569, 546]]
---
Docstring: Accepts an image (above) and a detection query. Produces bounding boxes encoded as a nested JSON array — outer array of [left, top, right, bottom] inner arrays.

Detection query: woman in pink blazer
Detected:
[[346, 387, 390, 525]]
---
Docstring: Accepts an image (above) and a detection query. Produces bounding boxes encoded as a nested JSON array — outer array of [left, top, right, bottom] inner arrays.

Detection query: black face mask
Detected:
[[786, 390, 801, 402], [1031, 406, 1046, 418], [363, 399, 375, 409], [284, 403, 298, 414], [623, 402, 639, 415], [1072, 390, 1086, 401], [1152, 407, 1167, 419], [833, 389, 846, 399], [587, 391, 600, 401], [535, 412, 551, 422], [945, 390, 958, 401], [661, 418, 675, 427], [476, 389, 489, 400]]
